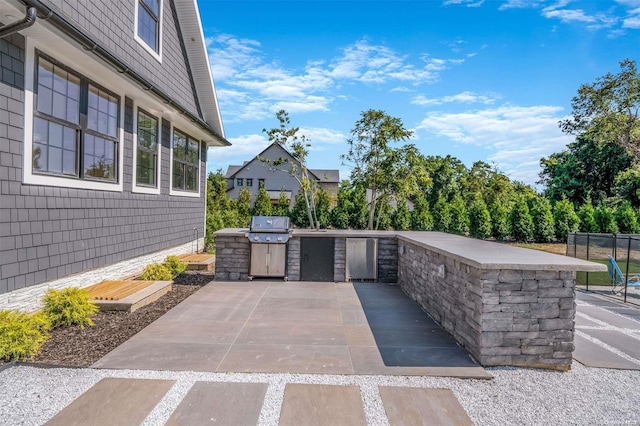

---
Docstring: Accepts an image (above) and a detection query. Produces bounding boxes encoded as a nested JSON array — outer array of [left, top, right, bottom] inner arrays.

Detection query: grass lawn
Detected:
[[508, 242, 567, 255], [576, 258, 640, 286]]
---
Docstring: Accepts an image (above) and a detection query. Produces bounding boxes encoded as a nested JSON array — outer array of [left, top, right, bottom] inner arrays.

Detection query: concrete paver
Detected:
[[573, 335, 640, 370], [166, 382, 267, 426], [582, 329, 640, 360], [278, 384, 367, 426], [379, 386, 473, 426], [94, 281, 489, 378], [45, 378, 174, 426]]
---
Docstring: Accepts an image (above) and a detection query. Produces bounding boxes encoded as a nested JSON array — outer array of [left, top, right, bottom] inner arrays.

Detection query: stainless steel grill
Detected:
[[248, 216, 291, 279], [248, 216, 291, 243]]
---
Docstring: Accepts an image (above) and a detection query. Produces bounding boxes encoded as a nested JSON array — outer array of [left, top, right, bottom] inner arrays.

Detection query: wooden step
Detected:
[[177, 253, 215, 271]]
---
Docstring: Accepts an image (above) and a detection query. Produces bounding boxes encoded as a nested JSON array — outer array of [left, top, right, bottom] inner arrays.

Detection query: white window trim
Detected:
[[169, 123, 201, 198], [133, 0, 163, 63], [22, 39, 125, 192], [132, 103, 162, 194]]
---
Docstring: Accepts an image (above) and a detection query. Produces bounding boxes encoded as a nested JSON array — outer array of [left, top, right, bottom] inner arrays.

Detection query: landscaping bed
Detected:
[[27, 271, 213, 368]]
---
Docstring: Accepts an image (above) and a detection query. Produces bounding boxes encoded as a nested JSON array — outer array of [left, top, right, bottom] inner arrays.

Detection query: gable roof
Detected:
[[310, 169, 340, 183], [225, 142, 339, 182], [173, 0, 225, 138]]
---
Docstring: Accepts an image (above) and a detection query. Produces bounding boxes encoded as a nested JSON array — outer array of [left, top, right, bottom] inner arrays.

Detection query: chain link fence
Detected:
[[567, 233, 640, 304]]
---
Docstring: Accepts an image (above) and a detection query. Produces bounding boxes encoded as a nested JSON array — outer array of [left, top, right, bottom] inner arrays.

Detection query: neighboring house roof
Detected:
[[225, 165, 242, 178], [225, 142, 339, 182], [310, 169, 340, 183]]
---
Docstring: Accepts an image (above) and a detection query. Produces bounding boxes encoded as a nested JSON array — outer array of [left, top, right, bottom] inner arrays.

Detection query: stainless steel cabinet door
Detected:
[[250, 244, 270, 276], [268, 244, 286, 276]]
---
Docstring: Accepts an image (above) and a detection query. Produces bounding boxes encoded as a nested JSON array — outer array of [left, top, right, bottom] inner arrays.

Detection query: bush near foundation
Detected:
[[42, 287, 98, 329], [140, 263, 173, 281], [0, 310, 51, 361], [164, 256, 187, 277]]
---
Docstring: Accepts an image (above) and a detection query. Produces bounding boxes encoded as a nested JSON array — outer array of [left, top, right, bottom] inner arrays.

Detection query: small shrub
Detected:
[[164, 256, 187, 277], [42, 287, 98, 329], [0, 310, 49, 361], [140, 263, 173, 281]]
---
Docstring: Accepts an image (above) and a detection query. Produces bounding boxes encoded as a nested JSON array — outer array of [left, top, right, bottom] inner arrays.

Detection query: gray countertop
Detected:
[[214, 228, 607, 272]]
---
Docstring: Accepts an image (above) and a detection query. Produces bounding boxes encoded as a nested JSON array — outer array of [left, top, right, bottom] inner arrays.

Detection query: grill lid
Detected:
[[250, 216, 290, 232]]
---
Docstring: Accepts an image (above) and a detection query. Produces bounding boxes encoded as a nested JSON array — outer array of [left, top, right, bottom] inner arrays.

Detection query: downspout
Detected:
[[0, 7, 37, 39]]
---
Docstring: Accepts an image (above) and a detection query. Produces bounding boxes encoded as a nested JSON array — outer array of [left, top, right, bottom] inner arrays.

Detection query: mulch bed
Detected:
[[26, 271, 214, 368]]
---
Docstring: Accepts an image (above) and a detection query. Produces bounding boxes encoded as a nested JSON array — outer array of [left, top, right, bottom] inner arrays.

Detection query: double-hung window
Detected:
[[237, 178, 243, 186], [246, 178, 253, 187], [137, 0, 161, 55], [136, 109, 159, 187], [172, 129, 199, 192], [33, 53, 119, 182]]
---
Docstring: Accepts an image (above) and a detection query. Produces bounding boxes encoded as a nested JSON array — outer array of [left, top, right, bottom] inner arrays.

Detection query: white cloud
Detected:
[[207, 133, 270, 172], [412, 91, 501, 106], [498, 0, 547, 10], [416, 104, 573, 184], [443, 0, 486, 7], [299, 127, 346, 145], [208, 36, 464, 122], [498, 0, 640, 33]]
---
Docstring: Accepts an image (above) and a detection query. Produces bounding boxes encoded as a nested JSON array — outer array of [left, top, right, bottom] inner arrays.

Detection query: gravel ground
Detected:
[[0, 363, 638, 425], [3, 276, 639, 425]]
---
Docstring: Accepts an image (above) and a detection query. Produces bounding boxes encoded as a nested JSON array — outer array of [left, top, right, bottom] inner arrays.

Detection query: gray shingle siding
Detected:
[[0, 34, 206, 295], [42, 0, 200, 118]]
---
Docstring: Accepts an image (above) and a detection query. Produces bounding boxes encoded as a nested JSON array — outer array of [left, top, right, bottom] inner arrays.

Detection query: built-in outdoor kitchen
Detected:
[[214, 218, 606, 370]]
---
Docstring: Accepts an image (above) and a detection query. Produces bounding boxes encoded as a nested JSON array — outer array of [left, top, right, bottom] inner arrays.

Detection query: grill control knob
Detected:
[[277, 237, 282, 241], [266, 236, 271, 241], [253, 236, 259, 241]]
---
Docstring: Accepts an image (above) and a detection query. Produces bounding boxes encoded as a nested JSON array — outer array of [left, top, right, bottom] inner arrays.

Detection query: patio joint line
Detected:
[[337, 283, 357, 374], [214, 283, 271, 372], [575, 330, 640, 365]]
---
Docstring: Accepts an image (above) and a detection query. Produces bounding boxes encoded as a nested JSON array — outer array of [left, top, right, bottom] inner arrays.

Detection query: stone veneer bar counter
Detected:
[[214, 229, 606, 370]]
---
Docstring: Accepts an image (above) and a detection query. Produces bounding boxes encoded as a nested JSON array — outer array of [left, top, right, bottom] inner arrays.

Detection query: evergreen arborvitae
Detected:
[[594, 204, 618, 233], [374, 198, 392, 230], [509, 197, 533, 242], [553, 197, 579, 242], [615, 202, 638, 233], [531, 197, 555, 243], [391, 198, 411, 231], [469, 198, 491, 240], [236, 188, 252, 227], [290, 192, 310, 227], [252, 186, 273, 216], [433, 197, 452, 233], [489, 201, 509, 240], [315, 189, 332, 229], [411, 196, 433, 231], [449, 194, 469, 235], [272, 190, 291, 217], [577, 200, 598, 233]]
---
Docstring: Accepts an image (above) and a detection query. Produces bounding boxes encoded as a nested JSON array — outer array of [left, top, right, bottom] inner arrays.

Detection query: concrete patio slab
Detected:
[[573, 335, 640, 370], [94, 281, 489, 378], [379, 386, 473, 426], [217, 344, 354, 374], [93, 341, 230, 372], [166, 382, 267, 425], [578, 305, 640, 329], [45, 378, 174, 426], [582, 329, 640, 360], [279, 384, 367, 426]]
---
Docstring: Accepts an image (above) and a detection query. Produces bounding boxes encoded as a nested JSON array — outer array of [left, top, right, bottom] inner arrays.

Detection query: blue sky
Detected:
[[200, 0, 640, 187]]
